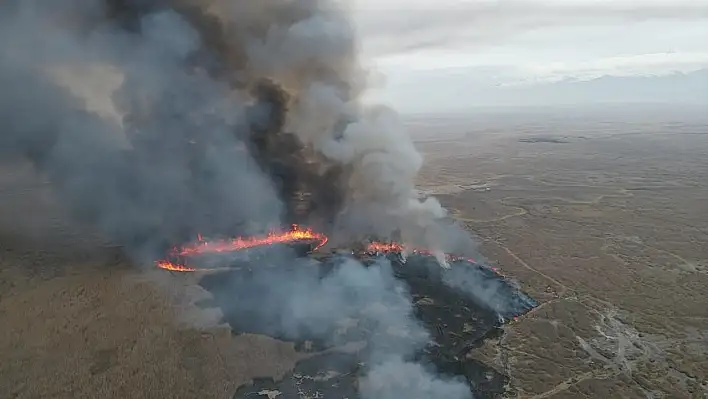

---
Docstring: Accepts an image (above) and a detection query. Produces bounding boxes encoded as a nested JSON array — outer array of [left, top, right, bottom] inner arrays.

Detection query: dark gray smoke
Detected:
[[1, 0, 461, 257], [1, 1, 287, 257], [0, 1, 477, 397]]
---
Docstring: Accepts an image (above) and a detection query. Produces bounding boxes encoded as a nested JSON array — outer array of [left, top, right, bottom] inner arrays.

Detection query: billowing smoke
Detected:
[[0, 0, 476, 397], [205, 253, 473, 399], [1, 0, 286, 256], [0, 0, 456, 258]]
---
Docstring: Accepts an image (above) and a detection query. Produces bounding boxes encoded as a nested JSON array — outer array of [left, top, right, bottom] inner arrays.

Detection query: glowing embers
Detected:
[[155, 260, 201, 272], [364, 241, 469, 270], [365, 241, 462, 260], [156, 225, 328, 272]]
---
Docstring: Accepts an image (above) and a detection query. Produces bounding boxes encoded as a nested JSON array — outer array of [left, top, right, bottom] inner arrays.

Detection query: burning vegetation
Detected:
[[156, 224, 328, 272], [154, 225, 472, 273], [2, 0, 469, 259], [152, 221, 536, 398]]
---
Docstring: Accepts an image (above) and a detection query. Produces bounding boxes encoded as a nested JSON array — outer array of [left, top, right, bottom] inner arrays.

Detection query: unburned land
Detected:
[[413, 109, 708, 398]]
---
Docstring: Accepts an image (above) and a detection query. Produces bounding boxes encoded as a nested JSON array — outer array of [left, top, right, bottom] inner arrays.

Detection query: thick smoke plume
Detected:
[[0, 0, 457, 259], [0, 0, 475, 397]]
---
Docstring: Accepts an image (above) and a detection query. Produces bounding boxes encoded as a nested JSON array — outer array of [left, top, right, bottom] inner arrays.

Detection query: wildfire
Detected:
[[155, 227, 503, 276], [366, 242, 406, 253], [156, 225, 328, 272], [365, 242, 477, 263], [155, 260, 199, 272], [361, 241, 508, 275], [175, 225, 328, 256]]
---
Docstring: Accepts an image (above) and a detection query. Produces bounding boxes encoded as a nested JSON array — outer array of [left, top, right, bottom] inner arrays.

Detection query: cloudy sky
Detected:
[[351, 0, 708, 112]]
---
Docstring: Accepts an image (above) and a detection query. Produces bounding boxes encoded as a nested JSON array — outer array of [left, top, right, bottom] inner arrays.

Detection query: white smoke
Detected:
[[210, 255, 474, 399], [361, 357, 472, 399]]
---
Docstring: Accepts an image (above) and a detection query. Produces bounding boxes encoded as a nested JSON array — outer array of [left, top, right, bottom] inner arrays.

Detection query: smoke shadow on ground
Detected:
[[198, 251, 536, 398]]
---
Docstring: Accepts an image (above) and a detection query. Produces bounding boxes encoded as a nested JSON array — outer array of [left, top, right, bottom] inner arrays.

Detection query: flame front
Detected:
[[156, 225, 328, 272], [156, 260, 197, 272], [176, 225, 328, 257], [156, 228, 502, 276], [365, 241, 488, 270], [365, 242, 447, 259], [366, 242, 405, 253]]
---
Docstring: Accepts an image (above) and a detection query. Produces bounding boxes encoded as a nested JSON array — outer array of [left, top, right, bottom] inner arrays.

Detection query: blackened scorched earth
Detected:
[[198, 249, 536, 398]]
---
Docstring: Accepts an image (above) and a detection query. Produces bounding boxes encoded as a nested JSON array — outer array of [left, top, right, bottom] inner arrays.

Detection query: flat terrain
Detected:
[[2, 108, 707, 398], [413, 110, 708, 398]]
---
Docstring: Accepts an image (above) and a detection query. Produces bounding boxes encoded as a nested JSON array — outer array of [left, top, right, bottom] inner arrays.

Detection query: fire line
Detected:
[[156, 225, 328, 272], [155, 225, 494, 274]]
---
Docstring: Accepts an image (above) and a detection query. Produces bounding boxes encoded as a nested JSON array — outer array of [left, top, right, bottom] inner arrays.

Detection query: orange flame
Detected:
[[366, 242, 406, 253], [176, 224, 328, 256], [365, 242, 463, 260], [155, 260, 198, 272], [365, 241, 493, 271], [156, 228, 503, 277], [156, 225, 328, 272]]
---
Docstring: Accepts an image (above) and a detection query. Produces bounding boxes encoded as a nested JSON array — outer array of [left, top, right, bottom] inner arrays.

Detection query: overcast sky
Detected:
[[351, 0, 708, 112]]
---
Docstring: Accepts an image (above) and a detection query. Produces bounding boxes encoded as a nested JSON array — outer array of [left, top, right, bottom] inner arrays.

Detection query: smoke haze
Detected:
[[0, 0, 480, 397], [1, 0, 456, 257]]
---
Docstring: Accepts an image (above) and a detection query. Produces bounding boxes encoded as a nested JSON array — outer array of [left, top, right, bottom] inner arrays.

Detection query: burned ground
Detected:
[[200, 252, 535, 398]]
